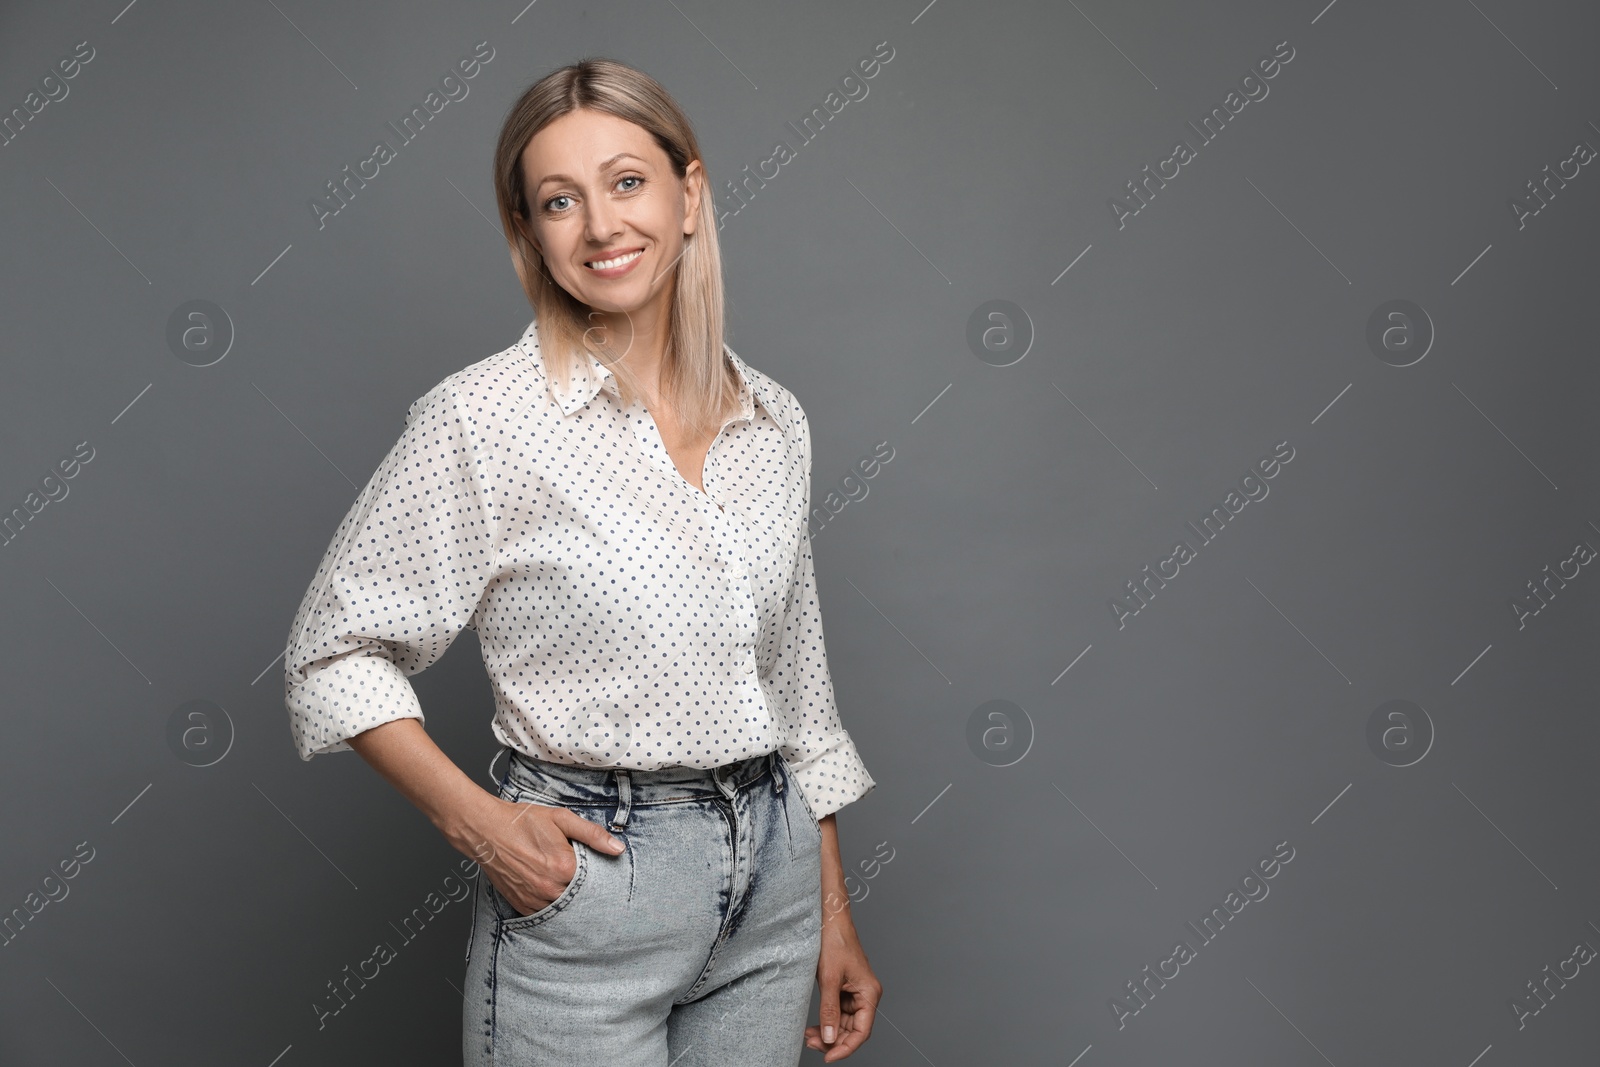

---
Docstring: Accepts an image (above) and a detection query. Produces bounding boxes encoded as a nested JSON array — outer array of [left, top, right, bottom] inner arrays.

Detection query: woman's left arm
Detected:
[[806, 813, 882, 1061]]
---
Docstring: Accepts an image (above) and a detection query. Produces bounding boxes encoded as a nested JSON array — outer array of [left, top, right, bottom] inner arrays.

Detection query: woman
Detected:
[[281, 57, 881, 1065]]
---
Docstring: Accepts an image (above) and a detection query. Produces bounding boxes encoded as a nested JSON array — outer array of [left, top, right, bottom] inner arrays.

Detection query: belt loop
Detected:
[[610, 768, 633, 831], [769, 751, 784, 796], [713, 762, 737, 801]]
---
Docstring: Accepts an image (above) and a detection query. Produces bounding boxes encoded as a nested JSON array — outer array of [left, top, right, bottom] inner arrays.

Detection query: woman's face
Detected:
[[516, 108, 702, 322]]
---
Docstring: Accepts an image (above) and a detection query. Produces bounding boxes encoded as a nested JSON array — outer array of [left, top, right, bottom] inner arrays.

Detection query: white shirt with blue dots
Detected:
[[283, 318, 875, 820]]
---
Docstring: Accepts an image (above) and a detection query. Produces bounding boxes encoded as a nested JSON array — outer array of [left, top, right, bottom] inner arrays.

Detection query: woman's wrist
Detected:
[[434, 785, 503, 864], [822, 889, 857, 928]]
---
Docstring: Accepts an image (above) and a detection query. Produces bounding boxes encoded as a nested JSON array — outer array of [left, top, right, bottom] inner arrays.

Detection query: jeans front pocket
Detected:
[[778, 756, 823, 859], [490, 789, 593, 933]]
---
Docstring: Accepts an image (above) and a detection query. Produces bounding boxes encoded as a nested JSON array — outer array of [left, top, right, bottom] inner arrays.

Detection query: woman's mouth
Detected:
[[584, 248, 644, 277]]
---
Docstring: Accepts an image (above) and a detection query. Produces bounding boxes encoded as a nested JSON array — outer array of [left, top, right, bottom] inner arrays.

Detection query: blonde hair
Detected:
[[493, 57, 738, 438]]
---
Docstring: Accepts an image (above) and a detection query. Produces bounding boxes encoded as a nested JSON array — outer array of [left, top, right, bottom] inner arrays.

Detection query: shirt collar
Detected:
[[519, 317, 785, 434]]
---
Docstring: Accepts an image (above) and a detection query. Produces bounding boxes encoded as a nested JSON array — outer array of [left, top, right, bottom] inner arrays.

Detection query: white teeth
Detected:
[[586, 249, 643, 270]]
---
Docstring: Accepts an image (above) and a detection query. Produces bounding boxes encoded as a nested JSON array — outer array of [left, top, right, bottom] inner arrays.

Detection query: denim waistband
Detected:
[[499, 747, 787, 831]]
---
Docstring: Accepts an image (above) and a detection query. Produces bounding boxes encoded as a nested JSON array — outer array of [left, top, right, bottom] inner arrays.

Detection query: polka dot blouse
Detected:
[[282, 318, 875, 820]]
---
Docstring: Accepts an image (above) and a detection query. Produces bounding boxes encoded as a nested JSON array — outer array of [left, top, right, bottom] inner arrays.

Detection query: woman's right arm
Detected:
[[345, 718, 624, 913], [281, 379, 620, 914]]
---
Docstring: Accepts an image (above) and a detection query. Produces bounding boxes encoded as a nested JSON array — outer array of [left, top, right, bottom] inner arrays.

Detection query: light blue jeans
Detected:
[[462, 746, 824, 1065]]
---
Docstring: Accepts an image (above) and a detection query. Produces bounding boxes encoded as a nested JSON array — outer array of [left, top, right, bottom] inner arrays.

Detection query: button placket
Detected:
[[719, 512, 762, 678], [627, 386, 766, 692]]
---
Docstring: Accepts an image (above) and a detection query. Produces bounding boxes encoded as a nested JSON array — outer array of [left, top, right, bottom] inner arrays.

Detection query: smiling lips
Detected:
[[584, 248, 644, 275]]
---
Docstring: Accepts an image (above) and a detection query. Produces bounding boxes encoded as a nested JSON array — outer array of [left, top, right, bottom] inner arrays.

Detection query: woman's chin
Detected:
[[576, 289, 660, 319]]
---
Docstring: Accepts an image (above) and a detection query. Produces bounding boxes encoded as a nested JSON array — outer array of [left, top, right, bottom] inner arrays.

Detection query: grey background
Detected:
[[2, 0, 1597, 1063]]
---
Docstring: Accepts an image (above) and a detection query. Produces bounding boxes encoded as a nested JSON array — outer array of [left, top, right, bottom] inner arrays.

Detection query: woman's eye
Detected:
[[544, 177, 640, 213]]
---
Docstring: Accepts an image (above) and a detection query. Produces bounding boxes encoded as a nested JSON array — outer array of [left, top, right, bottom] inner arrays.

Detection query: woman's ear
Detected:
[[681, 160, 704, 238]]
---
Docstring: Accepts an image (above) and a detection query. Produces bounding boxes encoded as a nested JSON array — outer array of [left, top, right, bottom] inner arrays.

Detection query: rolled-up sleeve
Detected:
[[768, 407, 876, 820], [283, 380, 497, 760]]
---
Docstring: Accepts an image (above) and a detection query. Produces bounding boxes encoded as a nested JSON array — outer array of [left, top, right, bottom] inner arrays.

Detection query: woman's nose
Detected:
[[585, 197, 621, 242]]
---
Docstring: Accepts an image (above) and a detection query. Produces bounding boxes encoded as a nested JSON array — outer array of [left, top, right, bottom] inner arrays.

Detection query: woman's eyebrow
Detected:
[[535, 153, 648, 191]]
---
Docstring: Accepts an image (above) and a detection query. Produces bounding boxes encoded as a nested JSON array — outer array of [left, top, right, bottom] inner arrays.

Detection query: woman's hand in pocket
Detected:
[[469, 796, 626, 916]]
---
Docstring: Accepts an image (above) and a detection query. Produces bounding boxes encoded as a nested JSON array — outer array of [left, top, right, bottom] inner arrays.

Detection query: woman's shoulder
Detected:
[[403, 325, 547, 425], [724, 343, 806, 442]]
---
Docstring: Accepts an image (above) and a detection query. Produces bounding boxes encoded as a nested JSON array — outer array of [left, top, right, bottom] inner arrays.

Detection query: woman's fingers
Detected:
[[816, 965, 842, 1048], [552, 807, 628, 855]]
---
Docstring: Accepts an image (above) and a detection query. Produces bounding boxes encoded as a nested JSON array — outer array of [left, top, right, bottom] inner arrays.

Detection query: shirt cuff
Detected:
[[785, 733, 876, 821], [285, 653, 426, 760]]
